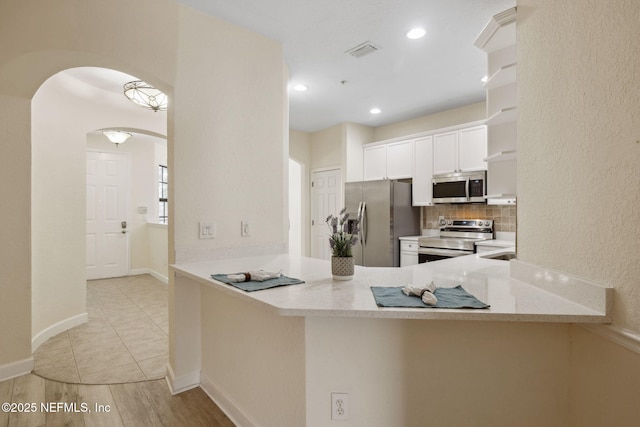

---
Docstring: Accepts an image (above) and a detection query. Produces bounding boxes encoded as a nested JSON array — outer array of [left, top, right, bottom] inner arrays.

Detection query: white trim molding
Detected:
[[31, 312, 88, 353], [0, 357, 34, 382], [166, 363, 200, 395], [129, 268, 169, 284], [200, 372, 258, 427], [473, 7, 517, 51], [581, 324, 640, 355]]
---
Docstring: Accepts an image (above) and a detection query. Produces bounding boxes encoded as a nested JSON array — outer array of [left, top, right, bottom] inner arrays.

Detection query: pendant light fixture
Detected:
[[102, 130, 132, 147], [123, 80, 168, 112]]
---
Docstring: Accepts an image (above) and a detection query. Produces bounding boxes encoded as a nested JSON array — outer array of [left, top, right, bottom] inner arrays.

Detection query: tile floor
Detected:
[[33, 275, 168, 384]]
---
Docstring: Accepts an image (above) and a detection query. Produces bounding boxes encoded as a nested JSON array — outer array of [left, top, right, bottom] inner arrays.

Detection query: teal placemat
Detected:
[[370, 285, 489, 309], [211, 273, 305, 292]]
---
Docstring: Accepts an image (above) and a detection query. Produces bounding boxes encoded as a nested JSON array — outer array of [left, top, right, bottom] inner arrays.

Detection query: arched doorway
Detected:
[[30, 67, 170, 383]]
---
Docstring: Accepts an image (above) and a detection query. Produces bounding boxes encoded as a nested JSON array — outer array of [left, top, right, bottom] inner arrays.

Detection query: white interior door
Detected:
[[86, 151, 129, 279], [311, 168, 342, 260]]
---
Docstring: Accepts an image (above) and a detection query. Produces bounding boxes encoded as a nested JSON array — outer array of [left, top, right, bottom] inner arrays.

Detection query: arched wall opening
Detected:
[[30, 67, 169, 350], [0, 1, 287, 382]]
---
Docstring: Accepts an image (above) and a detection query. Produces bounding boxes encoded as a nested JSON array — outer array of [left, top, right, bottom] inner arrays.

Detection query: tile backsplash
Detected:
[[423, 204, 516, 232]]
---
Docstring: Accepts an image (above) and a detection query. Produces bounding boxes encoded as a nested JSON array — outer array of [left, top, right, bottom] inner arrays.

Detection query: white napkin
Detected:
[[227, 270, 282, 282], [402, 281, 438, 306]]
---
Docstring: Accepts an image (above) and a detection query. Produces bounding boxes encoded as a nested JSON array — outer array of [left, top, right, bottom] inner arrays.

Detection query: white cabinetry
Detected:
[[475, 7, 517, 205], [400, 238, 419, 267], [363, 145, 386, 180], [433, 125, 487, 175], [363, 139, 413, 181], [412, 136, 434, 206]]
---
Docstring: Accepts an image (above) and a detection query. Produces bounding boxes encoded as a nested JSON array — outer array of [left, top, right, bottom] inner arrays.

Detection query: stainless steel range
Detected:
[[418, 219, 494, 263]]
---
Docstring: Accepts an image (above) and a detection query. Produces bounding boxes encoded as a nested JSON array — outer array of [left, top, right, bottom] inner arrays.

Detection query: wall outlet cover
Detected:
[[331, 392, 349, 420]]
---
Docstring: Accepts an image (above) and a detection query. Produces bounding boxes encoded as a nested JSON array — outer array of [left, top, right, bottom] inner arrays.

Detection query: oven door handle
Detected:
[[418, 247, 472, 257]]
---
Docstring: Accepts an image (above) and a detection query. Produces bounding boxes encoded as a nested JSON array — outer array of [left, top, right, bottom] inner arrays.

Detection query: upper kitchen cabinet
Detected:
[[363, 139, 413, 181], [475, 7, 517, 204], [412, 136, 434, 206], [433, 125, 487, 175]]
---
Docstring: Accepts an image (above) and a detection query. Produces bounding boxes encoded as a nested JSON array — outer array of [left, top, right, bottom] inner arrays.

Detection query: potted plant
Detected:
[[326, 208, 360, 280]]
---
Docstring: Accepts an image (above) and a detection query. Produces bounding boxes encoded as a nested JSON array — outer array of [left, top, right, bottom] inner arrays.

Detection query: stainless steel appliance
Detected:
[[432, 171, 486, 204], [345, 180, 420, 267], [418, 219, 493, 263]]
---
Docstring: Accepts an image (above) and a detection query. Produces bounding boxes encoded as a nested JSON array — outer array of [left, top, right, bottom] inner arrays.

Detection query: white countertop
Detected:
[[172, 253, 611, 323], [398, 235, 421, 241], [476, 240, 516, 248]]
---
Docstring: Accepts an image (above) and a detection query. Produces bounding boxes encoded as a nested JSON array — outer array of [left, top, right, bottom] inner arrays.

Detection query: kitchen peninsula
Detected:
[[169, 254, 611, 426]]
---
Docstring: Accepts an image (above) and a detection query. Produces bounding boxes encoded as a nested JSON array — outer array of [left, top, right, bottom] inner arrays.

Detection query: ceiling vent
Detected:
[[345, 41, 380, 58]]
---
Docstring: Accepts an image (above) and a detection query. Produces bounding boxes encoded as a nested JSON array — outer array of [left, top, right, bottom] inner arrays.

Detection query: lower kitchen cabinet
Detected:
[[400, 238, 419, 267]]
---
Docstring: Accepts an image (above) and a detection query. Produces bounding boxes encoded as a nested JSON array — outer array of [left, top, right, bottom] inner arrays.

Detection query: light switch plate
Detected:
[[199, 222, 215, 239], [241, 220, 250, 237]]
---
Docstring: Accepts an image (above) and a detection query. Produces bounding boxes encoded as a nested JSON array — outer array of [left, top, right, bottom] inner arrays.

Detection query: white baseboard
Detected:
[[129, 268, 169, 284], [581, 324, 640, 355], [200, 372, 257, 427], [31, 312, 88, 352], [166, 363, 200, 395], [0, 357, 34, 382]]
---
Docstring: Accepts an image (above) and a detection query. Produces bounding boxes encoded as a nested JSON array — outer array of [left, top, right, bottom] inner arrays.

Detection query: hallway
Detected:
[[33, 275, 168, 384]]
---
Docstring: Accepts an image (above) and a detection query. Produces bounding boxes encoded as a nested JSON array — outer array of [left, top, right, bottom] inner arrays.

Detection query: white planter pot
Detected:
[[331, 256, 354, 280]]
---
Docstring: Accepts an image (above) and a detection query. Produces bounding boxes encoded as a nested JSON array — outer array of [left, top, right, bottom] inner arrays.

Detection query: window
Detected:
[[159, 165, 168, 224]]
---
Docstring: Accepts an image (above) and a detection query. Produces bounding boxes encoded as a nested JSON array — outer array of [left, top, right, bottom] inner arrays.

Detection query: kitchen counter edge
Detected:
[[171, 254, 611, 324]]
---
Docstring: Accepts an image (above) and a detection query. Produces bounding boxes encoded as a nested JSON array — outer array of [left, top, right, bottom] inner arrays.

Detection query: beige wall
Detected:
[[373, 102, 486, 141], [0, 94, 31, 367], [307, 318, 570, 427], [0, 0, 286, 374], [518, 0, 640, 424], [310, 124, 342, 170], [172, 8, 286, 262], [518, 0, 640, 332], [290, 129, 311, 256], [200, 286, 305, 426]]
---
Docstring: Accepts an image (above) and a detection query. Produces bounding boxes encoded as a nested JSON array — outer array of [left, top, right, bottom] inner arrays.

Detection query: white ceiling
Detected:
[[176, 0, 516, 132], [63, 1, 516, 134]]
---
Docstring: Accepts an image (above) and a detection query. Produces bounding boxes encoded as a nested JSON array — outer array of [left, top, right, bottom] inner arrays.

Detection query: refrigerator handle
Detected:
[[361, 202, 367, 245], [356, 202, 364, 245]]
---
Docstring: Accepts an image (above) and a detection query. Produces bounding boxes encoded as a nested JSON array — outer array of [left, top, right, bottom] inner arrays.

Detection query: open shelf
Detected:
[[486, 106, 517, 126], [484, 63, 516, 90], [484, 149, 517, 162], [484, 194, 517, 205]]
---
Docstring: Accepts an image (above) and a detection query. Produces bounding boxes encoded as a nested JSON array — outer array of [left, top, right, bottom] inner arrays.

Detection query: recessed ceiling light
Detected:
[[293, 84, 308, 92], [406, 28, 426, 40], [370, 107, 382, 115], [481, 75, 488, 83]]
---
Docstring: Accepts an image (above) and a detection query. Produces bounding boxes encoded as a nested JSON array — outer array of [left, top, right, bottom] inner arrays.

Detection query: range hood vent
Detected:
[[345, 41, 380, 58]]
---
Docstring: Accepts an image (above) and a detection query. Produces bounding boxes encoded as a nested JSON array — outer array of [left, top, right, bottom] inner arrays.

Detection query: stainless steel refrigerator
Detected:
[[345, 180, 420, 267]]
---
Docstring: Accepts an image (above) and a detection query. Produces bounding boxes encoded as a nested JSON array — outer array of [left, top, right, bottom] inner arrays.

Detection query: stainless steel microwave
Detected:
[[432, 171, 486, 204]]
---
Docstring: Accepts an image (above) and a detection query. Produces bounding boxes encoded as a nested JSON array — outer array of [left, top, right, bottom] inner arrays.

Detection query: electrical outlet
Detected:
[[241, 220, 250, 237], [199, 222, 216, 239], [331, 392, 348, 420]]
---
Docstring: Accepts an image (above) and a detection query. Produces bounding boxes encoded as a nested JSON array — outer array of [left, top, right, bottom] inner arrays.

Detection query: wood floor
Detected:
[[6, 275, 235, 426], [0, 374, 235, 427]]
